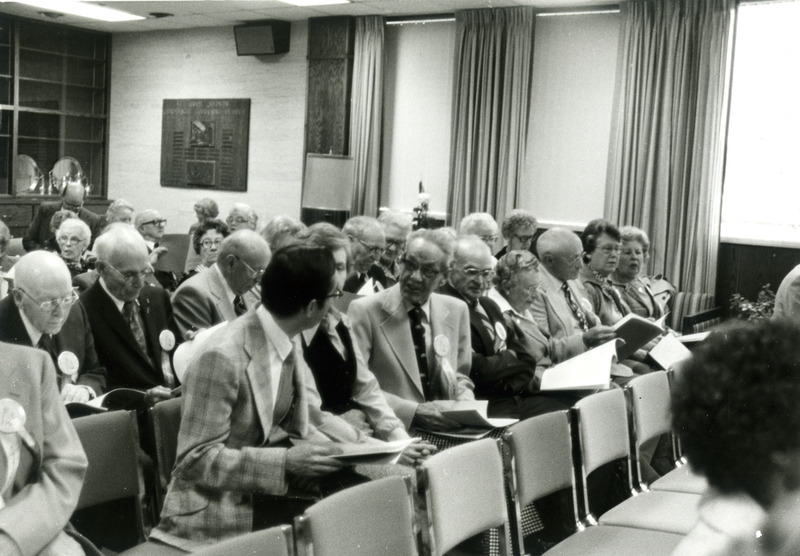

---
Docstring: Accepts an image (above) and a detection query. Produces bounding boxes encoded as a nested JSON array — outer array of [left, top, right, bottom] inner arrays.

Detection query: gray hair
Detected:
[[459, 212, 498, 236], [501, 209, 538, 239], [620, 225, 651, 255]]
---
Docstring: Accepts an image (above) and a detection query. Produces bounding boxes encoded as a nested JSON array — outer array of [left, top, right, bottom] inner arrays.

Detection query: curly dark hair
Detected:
[[581, 218, 620, 264], [192, 218, 229, 254], [671, 319, 800, 503]]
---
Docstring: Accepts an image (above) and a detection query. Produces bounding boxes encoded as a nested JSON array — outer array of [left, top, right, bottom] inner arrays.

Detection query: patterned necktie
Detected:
[[233, 295, 247, 317], [123, 301, 150, 357], [562, 282, 589, 332], [408, 305, 431, 399]]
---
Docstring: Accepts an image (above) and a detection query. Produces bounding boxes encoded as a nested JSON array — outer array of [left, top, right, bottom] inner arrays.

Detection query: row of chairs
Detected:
[[69, 368, 706, 555]]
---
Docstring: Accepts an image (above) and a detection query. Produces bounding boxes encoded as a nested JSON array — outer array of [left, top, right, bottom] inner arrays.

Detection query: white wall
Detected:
[[521, 12, 620, 230], [108, 23, 309, 233], [381, 21, 454, 218]]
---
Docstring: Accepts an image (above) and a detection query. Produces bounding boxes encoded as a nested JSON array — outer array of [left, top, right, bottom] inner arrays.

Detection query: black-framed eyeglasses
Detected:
[[233, 255, 265, 283], [400, 256, 441, 279], [599, 245, 621, 254], [200, 238, 224, 249], [17, 287, 79, 312], [105, 262, 154, 284], [512, 233, 534, 244], [141, 219, 167, 227], [354, 236, 385, 256], [385, 238, 406, 250]]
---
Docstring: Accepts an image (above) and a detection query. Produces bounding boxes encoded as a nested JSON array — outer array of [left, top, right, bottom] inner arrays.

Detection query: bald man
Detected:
[[80, 226, 181, 404], [0, 251, 106, 403], [23, 181, 102, 252], [171, 230, 271, 338]]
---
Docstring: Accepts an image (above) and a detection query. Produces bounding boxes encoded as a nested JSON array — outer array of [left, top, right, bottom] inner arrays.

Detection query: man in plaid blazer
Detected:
[[151, 245, 367, 550]]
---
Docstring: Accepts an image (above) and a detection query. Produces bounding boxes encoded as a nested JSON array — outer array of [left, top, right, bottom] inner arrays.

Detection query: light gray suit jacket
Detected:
[[0, 343, 88, 555], [347, 285, 475, 427], [171, 265, 260, 338], [152, 308, 363, 550]]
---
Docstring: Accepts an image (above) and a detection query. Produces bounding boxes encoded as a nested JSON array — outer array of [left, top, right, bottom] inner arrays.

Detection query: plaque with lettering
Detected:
[[161, 99, 250, 191]]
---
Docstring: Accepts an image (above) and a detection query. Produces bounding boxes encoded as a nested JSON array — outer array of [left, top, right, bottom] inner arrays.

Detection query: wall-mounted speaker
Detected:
[[234, 20, 291, 55]]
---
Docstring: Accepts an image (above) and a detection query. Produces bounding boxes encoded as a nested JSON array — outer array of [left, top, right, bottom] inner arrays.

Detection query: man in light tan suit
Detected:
[[151, 245, 369, 550], [171, 230, 269, 338], [348, 229, 475, 431]]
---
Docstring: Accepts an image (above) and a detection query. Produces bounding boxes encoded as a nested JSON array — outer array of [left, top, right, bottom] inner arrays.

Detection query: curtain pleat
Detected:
[[350, 16, 385, 216], [605, 0, 734, 294], [447, 8, 534, 227]]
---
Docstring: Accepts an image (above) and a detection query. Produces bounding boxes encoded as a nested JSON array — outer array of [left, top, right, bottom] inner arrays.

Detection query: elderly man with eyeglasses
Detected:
[[348, 229, 475, 432], [0, 250, 106, 404], [23, 181, 102, 253], [341, 216, 389, 295], [172, 230, 270, 339], [135, 208, 178, 291], [80, 225, 181, 406], [225, 202, 258, 232], [439, 236, 569, 419], [377, 210, 413, 287]]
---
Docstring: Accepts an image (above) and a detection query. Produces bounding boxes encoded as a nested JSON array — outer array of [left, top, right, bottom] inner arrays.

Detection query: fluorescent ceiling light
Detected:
[[279, 0, 350, 6], [0, 0, 145, 22]]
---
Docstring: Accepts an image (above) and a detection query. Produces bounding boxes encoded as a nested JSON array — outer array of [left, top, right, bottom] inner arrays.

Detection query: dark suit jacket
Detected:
[[343, 264, 389, 294], [23, 201, 102, 252], [439, 282, 537, 398], [0, 296, 107, 395], [80, 280, 181, 391]]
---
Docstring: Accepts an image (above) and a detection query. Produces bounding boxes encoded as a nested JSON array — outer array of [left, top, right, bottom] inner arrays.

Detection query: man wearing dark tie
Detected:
[[171, 230, 270, 338], [342, 216, 389, 295], [80, 225, 181, 405], [348, 229, 475, 431], [0, 251, 106, 403], [440, 236, 568, 419]]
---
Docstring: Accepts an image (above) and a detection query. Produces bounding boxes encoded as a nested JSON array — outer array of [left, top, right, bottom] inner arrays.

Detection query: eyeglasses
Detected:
[[200, 238, 224, 249], [556, 253, 582, 265], [354, 236, 385, 256], [233, 255, 265, 283], [227, 216, 251, 226], [17, 288, 79, 312], [478, 235, 498, 244], [385, 238, 405, 250], [513, 233, 534, 244], [400, 256, 441, 279], [325, 289, 344, 299], [105, 262, 154, 283], [461, 267, 494, 281], [57, 235, 86, 245], [141, 219, 167, 227], [599, 245, 621, 254]]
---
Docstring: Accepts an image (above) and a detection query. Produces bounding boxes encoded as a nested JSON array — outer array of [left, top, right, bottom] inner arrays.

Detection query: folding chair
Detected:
[[71, 411, 149, 552], [626, 371, 706, 494], [295, 476, 418, 556], [572, 389, 701, 535], [504, 411, 684, 556], [194, 525, 294, 556], [418, 437, 511, 556], [147, 396, 183, 515]]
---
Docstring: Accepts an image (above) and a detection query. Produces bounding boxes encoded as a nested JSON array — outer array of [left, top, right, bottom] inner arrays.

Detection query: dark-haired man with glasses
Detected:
[[81, 225, 180, 405], [348, 229, 475, 431], [0, 250, 106, 404], [342, 216, 389, 295], [172, 230, 270, 338], [23, 181, 102, 252]]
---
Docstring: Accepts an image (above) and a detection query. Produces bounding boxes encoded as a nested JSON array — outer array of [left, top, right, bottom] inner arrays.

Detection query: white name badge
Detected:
[[159, 330, 176, 352], [58, 351, 79, 376], [494, 322, 507, 341], [0, 399, 26, 435]]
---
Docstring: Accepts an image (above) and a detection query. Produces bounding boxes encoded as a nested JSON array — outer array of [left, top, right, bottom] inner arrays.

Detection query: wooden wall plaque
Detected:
[[160, 99, 250, 191]]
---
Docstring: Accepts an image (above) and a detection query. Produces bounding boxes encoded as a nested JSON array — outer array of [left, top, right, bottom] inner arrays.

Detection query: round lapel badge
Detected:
[[0, 399, 26, 435], [57, 351, 79, 376], [433, 335, 450, 357], [494, 321, 507, 341], [159, 329, 176, 351]]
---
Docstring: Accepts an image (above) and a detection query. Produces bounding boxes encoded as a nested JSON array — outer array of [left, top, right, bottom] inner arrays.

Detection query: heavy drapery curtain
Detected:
[[605, 0, 735, 294], [447, 8, 535, 228], [350, 16, 385, 216]]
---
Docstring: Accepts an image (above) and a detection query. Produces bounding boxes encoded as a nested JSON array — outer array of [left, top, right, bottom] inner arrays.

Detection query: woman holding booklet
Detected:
[[611, 226, 666, 320]]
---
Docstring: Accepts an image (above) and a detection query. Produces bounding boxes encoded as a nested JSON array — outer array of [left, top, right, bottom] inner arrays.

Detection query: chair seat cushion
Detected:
[[598, 491, 701, 534], [649, 466, 708, 494], [544, 524, 684, 555]]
